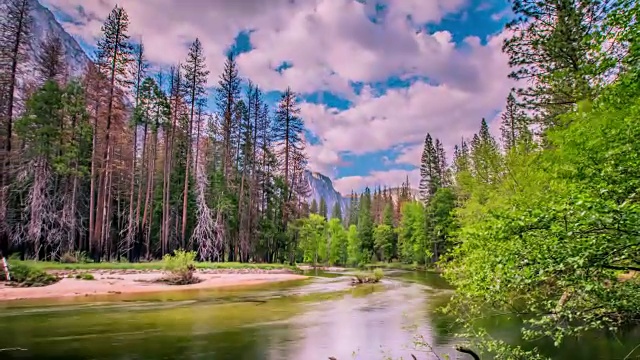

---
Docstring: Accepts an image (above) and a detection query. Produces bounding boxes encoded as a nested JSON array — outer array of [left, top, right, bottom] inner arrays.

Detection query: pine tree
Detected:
[[0, 0, 32, 155], [217, 53, 241, 183], [419, 134, 440, 203], [357, 187, 374, 258], [36, 34, 66, 84], [331, 201, 342, 221], [319, 197, 328, 220], [500, 92, 531, 151], [181, 38, 209, 248], [471, 119, 501, 185], [348, 190, 359, 226], [435, 138, 447, 187], [310, 199, 318, 214], [504, 0, 607, 127], [273, 87, 306, 221], [92, 5, 133, 261]]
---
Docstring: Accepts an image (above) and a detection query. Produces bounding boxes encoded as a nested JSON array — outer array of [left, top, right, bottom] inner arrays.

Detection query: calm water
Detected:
[[0, 270, 637, 360]]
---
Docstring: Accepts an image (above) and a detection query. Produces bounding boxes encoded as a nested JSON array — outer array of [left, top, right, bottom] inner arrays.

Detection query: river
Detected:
[[0, 269, 637, 359]]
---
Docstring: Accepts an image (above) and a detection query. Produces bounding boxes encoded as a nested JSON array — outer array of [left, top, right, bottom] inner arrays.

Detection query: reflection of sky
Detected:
[[275, 283, 457, 360]]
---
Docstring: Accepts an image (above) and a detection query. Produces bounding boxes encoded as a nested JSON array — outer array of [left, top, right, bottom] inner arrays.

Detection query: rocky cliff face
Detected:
[[16, 0, 91, 84], [303, 170, 350, 218]]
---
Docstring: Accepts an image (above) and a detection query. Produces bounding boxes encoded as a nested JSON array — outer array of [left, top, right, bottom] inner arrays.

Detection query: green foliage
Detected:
[[75, 272, 95, 280], [162, 250, 199, 285], [373, 224, 394, 262], [443, 70, 640, 356], [2, 262, 59, 287], [353, 268, 384, 284], [327, 218, 348, 265], [397, 201, 431, 264], [298, 214, 327, 265], [319, 197, 328, 220], [346, 224, 361, 266]]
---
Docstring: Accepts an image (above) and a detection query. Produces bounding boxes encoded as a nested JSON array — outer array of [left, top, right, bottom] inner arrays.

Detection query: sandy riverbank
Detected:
[[0, 270, 307, 301]]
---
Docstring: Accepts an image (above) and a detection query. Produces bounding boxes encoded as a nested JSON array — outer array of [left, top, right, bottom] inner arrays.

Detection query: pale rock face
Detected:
[[303, 170, 350, 219], [17, 0, 91, 82]]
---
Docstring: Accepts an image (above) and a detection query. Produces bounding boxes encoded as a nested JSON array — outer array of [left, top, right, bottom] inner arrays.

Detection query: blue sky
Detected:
[[43, 0, 515, 194]]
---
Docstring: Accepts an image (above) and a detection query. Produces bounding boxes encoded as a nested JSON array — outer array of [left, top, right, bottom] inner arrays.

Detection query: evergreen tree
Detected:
[[309, 198, 318, 214], [419, 134, 440, 203], [347, 190, 359, 226], [319, 197, 327, 220], [500, 92, 531, 151], [471, 119, 501, 185], [216, 53, 241, 183], [181, 38, 209, 247], [0, 0, 32, 155], [92, 5, 134, 260], [504, 0, 607, 127], [36, 34, 66, 84], [357, 187, 374, 259], [331, 201, 342, 221], [273, 87, 307, 220], [435, 138, 448, 187]]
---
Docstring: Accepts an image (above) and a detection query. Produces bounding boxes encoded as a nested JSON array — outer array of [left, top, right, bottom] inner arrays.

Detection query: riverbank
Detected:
[[14, 260, 295, 271], [0, 270, 307, 301]]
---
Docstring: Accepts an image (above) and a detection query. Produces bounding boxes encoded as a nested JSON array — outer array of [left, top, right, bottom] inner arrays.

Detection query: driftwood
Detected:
[[328, 346, 480, 360], [455, 346, 480, 360]]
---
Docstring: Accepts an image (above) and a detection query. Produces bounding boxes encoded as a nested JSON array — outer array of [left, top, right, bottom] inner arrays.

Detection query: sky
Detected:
[[41, 0, 517, 195]]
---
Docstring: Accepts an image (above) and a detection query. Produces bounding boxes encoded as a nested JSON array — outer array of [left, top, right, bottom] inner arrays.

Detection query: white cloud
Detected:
[[300, 30, 514, 163], [333, 169, 420, 194], [41, 0, 516, 192]]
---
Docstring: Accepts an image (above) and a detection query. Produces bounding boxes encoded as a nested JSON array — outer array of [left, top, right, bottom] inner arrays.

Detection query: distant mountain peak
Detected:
[[26, 0, 92, 78]]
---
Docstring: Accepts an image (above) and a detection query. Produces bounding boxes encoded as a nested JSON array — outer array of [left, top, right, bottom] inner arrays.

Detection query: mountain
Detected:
[[304, 170, 350, 218], [16, 0, 91, 87]]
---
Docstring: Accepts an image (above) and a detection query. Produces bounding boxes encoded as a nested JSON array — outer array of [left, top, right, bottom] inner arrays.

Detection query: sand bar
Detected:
[[0, 270, 307, 301]]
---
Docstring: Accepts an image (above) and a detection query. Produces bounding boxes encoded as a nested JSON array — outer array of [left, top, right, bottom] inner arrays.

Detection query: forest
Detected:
[[1, 0, 640, 357], [0, 1, 314, 264]]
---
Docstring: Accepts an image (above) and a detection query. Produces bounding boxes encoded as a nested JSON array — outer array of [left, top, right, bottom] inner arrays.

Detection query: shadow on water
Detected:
[[0, 269, 638, 360]]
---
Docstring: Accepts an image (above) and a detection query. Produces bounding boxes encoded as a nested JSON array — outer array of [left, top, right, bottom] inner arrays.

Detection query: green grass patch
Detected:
[[15, 260, 294, 271], [2, 262, 60, 287]]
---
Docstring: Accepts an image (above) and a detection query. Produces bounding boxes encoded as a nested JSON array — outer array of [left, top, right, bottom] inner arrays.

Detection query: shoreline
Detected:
[[0, 270, 308, 302]]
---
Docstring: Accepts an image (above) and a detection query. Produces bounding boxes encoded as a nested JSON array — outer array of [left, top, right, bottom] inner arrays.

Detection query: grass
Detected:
[[13, 260, 295, 271]]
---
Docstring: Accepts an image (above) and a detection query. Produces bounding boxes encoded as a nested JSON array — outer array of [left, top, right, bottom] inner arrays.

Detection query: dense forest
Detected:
[[0, 1, 312, 264]]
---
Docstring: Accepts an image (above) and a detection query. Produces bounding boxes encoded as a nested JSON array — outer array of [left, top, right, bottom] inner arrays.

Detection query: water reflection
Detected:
[[0, 270, 637, 360]]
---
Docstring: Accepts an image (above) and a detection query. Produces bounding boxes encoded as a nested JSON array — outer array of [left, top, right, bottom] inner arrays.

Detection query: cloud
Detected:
[[300, 30, 514, 165], [42, 0, 516, 192], [333, 169, 420, 194], [43, 0, 465, 91]]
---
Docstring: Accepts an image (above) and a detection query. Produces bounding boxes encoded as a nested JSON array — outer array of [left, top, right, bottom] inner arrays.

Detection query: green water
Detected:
[[0, 270, 637, 359]]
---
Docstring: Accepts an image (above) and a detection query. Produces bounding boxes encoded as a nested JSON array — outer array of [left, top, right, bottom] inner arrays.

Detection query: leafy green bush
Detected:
[[162, 250, 199, 285], [373, 268, 384, 281], [2, 262, 59, 287]]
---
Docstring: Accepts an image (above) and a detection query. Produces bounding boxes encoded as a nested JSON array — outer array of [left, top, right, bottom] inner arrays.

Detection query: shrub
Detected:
[[59, 251, 90, 264], [2, 262, 59, 287], [162, 250, 199, 285], [75, 272, 95, 280], [373, 268, 384, 281], [352, 269, 384, 284]]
